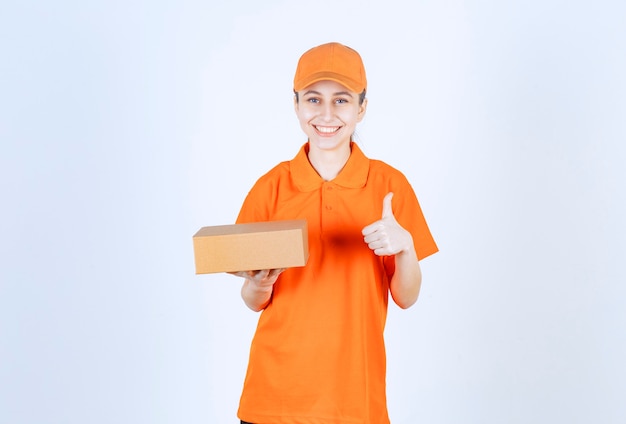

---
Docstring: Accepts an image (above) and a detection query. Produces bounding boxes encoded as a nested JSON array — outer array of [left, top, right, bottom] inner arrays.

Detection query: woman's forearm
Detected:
[[389, 247, 422, 309]]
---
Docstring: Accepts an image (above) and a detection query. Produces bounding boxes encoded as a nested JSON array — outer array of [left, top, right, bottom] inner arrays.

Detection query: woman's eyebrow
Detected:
[[302, 90, 354, 97], [333, 91, 354, 97]]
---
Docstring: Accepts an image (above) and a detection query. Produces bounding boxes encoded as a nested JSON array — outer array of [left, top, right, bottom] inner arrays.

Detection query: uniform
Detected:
[[236, 142, 438, 423]]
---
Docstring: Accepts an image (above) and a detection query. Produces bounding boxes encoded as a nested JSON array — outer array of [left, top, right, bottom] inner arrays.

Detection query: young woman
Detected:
[[232, 42, 438, 424]]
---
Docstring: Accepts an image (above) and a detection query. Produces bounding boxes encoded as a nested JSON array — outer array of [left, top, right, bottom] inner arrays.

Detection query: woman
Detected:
[[232, 42, 438, 424]]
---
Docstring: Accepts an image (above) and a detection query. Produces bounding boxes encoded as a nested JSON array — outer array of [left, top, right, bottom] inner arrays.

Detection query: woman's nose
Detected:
[[320, 103, 334, 120]]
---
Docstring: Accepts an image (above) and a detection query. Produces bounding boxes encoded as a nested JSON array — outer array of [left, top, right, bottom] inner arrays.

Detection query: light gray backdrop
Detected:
[[1, 0, 624, 423]]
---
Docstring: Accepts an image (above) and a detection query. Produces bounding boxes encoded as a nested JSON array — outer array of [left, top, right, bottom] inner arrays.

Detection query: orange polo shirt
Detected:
[[236, 142, 438, 424]]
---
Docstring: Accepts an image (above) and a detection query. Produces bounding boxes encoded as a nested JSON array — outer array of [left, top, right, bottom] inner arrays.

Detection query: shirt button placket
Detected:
[[324, 183, 334, 211], [321, 183, 335, 236]]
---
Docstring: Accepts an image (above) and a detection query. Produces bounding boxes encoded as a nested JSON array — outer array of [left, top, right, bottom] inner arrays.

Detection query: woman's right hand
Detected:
[[230, 268, 285, 289], [231, 269, 285, 311]]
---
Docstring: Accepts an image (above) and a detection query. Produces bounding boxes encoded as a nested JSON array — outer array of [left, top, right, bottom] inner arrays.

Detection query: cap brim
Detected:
[[294, 71, 365, 93]]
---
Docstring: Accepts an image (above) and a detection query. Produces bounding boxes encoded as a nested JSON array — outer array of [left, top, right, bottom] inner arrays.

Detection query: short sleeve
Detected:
[[390, 173, 438, 261]]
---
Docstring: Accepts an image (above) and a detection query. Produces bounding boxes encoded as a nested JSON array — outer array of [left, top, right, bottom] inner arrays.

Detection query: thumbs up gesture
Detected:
[[362, 192, 414, 256]]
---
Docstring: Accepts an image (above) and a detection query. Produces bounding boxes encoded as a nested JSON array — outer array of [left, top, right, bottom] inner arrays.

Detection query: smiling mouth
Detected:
[[314, 125, 341, 134]]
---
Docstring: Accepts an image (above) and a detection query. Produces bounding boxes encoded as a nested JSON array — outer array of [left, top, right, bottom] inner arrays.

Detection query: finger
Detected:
[[268, 268, 286, 278], [229, 270, 262, 280], [239, 269, 267, 280], [257, 269, 271, 280], [367, 239, 386, 250], [362, 222, 380, 236], [363, 230, 384, 244], [382, 192, 394, 219], [374, 247, 391, 256]]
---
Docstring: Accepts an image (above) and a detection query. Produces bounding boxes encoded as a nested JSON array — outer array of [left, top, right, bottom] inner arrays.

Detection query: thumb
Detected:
[[382, 192, 394, 219]]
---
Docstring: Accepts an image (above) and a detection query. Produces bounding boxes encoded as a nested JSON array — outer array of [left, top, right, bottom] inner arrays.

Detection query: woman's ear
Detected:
[[357, 98, 368, 122]]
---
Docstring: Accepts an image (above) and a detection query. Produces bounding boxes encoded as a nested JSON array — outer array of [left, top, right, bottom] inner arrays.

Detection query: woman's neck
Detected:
[[307, 142, 351, 181]]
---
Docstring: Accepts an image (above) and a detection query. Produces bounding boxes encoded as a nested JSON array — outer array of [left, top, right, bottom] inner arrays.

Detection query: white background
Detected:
[[1, 1, 625, 423]]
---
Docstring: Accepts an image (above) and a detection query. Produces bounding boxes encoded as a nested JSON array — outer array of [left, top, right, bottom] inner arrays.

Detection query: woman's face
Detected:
[[294, 80, 367, 153]]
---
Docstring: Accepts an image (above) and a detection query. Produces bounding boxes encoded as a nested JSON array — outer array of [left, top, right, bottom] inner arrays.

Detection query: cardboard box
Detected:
[[193, 219, 309, 274]]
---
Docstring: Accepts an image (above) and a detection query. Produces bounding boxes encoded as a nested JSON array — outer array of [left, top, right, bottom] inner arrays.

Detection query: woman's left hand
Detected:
[[362, 192, 414, 256]]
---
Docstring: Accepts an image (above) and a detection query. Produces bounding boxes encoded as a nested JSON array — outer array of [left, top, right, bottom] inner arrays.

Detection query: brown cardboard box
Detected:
[[193, 219, 309, 274]]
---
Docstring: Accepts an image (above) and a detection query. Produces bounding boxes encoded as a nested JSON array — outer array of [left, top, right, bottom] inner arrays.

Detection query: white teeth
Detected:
[[315, 126, 339, 133]]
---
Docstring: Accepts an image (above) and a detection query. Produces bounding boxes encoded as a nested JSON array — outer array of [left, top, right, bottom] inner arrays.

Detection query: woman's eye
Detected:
[[307, 98, 320, 104], [335, 98, 348, 104]]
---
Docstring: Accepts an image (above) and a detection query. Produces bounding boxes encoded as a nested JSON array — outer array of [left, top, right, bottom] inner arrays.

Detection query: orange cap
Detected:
[[293, 42, 367, 93]]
